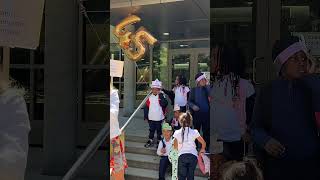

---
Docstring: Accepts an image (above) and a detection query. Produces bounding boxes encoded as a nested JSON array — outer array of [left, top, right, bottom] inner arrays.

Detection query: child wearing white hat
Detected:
[[170, 104, 181, 131], [144, 79, 168, 148]]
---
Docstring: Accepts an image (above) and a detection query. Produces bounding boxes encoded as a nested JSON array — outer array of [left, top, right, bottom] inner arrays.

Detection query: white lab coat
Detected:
[[110, 89, 121, 139], [0, 88, 30, 180]]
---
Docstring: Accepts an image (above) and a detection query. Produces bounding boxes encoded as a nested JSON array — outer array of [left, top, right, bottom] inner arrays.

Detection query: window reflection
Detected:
[[136, 52, 150, 100], [281, 1, 320, 73], [34, 69, 44, 120], [198, 53, 210, 73], [83, 70, 107, 123], [10, 48, 30, 64], [172, 54, 191, 86]]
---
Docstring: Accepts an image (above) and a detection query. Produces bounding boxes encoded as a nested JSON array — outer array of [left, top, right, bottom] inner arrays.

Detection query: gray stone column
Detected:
[[159, 42, 169, 89], [123, 25, 136, 116], [42, 0, 78, 175]]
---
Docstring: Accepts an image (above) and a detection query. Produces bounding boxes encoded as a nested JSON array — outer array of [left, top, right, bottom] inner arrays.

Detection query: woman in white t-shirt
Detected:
[[173, 112, 206, 180], [210, 44, 255, 161], [163, 75, 190, 112]]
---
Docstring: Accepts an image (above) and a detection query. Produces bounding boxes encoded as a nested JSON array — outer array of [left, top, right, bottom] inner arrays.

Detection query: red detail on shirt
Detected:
[[146, 99, 150, 108]]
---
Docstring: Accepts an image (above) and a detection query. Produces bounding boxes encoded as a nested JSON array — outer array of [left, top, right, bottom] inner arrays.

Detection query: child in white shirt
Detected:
[[173, 112, 206, 180], [163, 75, 190, 112], [144, 79, 168, 148], [157, 123, 173, 180], [170, 104, 181, 131]]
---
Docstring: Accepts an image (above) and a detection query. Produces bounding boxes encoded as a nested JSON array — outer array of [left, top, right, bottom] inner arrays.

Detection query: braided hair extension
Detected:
[[212, 43, 245, 98], [175, 75, 188, 95]]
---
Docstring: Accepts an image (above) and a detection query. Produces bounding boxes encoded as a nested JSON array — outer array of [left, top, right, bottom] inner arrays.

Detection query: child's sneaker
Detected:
[[144, 139, 153, 148]]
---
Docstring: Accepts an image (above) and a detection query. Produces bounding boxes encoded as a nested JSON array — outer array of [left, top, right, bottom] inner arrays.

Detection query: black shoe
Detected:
[[144, 139, 153, 148]]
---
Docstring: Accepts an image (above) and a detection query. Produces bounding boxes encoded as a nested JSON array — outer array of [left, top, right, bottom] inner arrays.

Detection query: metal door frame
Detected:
[[168, 48, 209, 88]]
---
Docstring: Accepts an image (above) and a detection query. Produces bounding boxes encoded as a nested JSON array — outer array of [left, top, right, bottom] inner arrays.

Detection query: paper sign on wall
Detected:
[[110, 60, 124, 77], [0, 0, 45, 49]]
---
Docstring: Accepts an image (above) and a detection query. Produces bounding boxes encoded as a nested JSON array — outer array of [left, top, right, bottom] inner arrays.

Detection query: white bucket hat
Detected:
[[151, 79, 162, 89]]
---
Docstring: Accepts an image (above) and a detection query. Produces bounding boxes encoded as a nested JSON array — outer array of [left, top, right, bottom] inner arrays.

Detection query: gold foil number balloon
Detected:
[[113, 15, 157, 62]]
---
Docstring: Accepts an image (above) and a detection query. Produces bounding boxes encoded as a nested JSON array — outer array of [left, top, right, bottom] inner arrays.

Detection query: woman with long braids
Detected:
[[162, 75, 190, 112], [210, 43, 256, 161], [173, 112, 206, 180]]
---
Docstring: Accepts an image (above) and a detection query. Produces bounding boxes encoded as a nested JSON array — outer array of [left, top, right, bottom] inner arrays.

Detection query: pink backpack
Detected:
[[198, 153, 210, 175]]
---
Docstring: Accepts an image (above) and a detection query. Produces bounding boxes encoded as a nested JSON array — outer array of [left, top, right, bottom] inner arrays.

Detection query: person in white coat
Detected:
[[0, 70, 30, 180], [110, 85, 127, 180]]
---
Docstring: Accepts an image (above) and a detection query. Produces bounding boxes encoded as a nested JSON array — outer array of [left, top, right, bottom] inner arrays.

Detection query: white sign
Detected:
[[110, 60, 124, 77], [0, 0, 45, 49]]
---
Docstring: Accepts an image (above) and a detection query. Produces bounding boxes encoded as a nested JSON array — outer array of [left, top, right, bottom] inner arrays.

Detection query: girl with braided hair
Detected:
[[162, 75, 190, 112], [173, 112, 206, 180], [210, 43, 256, 161]]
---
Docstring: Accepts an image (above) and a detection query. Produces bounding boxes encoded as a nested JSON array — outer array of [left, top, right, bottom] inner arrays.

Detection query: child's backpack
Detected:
[[198, 153, 210, 175]]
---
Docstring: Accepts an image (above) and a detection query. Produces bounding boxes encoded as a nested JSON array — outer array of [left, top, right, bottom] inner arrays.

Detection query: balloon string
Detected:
[[79, 0, 120, 64], [79, 2, 104, 45]]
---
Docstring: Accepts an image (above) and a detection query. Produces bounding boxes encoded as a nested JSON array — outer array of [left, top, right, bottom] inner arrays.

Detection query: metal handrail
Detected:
[[62, 92, 151, 180], [120, 91, 151, 132], [62, 123, 109, 180]]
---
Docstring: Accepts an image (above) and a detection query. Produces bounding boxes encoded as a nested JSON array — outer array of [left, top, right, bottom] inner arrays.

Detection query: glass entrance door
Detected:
[[170, 52, 191, 88], [169, 48, 210, 89]]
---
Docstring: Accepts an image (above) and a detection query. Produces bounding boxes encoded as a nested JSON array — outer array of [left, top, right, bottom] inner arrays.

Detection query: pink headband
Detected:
[[274, 42, 307, 66], [196, 74, 206, 83]]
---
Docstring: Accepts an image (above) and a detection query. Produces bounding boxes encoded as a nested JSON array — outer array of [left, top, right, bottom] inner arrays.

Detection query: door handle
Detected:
[[252, 57, 264, 85]]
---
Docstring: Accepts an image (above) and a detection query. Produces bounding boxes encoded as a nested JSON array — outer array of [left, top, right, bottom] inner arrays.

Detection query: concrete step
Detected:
[[126, 141, 157, 155], [25, 173, 104, 180], [26, 147, 107, 179], [126, 135, 149, 143], [126, 153, 208, 178], [125, 167, 208, 180]]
